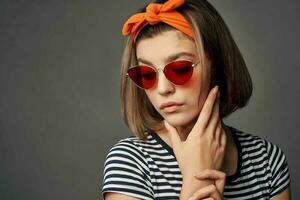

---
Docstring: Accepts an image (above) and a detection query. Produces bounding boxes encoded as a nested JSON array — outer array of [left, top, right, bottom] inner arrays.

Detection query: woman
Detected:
[[101, 0, 291, 199]]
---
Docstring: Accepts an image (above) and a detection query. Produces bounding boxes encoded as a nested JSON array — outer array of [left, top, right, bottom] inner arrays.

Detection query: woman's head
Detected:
[[120, 0, 252, 139]]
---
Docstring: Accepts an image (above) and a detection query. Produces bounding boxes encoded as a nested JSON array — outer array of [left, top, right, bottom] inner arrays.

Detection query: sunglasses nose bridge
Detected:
[[156, 64, 177, 85], [156, 67, 163, 72], [156, 67, 167, 79], [156, 67, 168, 80], [155, 69, 175, 95]]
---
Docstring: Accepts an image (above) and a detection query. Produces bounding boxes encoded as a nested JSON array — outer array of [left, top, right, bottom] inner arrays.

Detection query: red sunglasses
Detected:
[[127, 60, 199, 89]]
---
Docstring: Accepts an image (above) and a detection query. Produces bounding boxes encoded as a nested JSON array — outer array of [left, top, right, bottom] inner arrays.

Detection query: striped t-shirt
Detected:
[[102, 126, 290, 199]]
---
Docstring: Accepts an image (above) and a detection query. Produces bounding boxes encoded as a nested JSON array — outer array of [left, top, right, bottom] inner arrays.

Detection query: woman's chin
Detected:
[[160, 107, 200, 129], [164, 115, 196, 128]]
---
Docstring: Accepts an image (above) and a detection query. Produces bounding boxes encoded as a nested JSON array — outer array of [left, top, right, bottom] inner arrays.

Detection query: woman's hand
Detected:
[[164, 86, 226, 178], [164, 86, 227, 200], [188, 169, 226, 200]]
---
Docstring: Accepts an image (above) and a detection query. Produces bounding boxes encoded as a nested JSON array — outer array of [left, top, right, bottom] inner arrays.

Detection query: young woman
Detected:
[[101, 0, 291, 199]]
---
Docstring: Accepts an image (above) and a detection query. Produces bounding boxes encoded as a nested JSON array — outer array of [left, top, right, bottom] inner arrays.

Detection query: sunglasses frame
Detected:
[[126, 59, 200, 89]]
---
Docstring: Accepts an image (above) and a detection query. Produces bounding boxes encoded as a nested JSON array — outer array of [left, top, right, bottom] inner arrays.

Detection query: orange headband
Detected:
[[122, 0, 193, 42]]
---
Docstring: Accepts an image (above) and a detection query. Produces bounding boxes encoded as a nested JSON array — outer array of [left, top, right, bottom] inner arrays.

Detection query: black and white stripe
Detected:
[[102, 127, 290, 199]]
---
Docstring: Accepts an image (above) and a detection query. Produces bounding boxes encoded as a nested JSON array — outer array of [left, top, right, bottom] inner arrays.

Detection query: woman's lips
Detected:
[[162, 105, 182, 113], [160, 102, 183, 113]]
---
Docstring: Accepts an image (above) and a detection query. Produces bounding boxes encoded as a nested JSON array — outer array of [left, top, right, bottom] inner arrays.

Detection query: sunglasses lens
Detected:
[[164, 60, 193, 85], [127, 66, 156, 89]]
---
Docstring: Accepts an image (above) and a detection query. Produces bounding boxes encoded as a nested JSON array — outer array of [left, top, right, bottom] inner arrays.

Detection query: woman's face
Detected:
[[136, 30, 211, 128]]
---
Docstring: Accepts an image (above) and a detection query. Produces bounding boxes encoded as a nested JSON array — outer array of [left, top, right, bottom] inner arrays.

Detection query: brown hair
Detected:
[[120, 0, 252, 139]]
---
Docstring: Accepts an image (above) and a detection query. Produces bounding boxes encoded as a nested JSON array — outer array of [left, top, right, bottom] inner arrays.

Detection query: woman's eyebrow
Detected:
[[165, 52, 195, 63], [137, 52, 195, 66], [137, 58, 153, 66]]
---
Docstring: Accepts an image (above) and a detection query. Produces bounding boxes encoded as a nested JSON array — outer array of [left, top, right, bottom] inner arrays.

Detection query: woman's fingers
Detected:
[[188, 184, 223, 200], [219, 124, 227, 153], [192, 86, 219, 134], [206, 89, 220, 136], [204, 89, 221, 152], [220, 126, 227, 153], [194, 169, 226, 180], [188, 173, 225, 200], [164, 120, 181, 148], [194, 169, 226, 194]]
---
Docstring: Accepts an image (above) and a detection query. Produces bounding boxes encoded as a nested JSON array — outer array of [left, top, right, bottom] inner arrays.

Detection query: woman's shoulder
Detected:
[[228, 126, 291, 197], [230, 126, 265, 144], [229, 126, 286, 158], [104, 133, 160, 167], [107, 133, 158, 154], [102, 135, 155, 199]]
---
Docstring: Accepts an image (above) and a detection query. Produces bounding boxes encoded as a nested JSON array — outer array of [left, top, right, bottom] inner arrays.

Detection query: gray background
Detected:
[[0, 0, 299, 199]]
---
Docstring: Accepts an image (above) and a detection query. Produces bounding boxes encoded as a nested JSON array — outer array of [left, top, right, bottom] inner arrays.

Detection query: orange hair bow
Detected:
[[122, 0, 193, 42]]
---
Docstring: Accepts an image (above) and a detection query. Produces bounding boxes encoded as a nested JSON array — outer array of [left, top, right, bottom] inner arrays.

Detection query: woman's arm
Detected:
[[187, 169, 226, 200], [105, 192, 141, 200], [271, 187, 291, 200]]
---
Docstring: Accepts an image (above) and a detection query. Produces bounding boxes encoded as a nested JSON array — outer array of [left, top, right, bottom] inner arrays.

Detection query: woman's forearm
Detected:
[[180, 175, 213, 200]]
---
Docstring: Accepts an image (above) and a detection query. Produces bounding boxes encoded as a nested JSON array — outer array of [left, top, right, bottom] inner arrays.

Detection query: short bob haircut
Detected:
[[120, 0, 252, 139]]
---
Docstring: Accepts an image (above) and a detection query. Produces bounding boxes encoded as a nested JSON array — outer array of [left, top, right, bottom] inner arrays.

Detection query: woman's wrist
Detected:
[[180, 174, 214, 200]]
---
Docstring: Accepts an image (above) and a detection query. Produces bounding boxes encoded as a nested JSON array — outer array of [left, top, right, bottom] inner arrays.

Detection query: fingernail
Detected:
[[213, 85, 219, 95]]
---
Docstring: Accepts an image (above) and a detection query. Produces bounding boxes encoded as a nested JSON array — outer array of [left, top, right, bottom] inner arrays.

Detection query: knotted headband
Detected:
[[122, 0, 193, 42]]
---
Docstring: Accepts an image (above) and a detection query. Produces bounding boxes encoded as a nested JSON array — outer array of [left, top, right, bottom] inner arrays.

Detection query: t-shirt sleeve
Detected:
[[266, 141, 291, 198], [101, 139, 153, 200]]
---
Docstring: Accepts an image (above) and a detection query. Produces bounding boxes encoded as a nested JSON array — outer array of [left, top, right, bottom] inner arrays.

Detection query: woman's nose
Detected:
[[157, 70, 175, 95]]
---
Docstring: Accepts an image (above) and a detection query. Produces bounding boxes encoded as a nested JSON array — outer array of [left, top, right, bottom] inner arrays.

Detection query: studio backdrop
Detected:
[[0, 0, 299, 199]]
